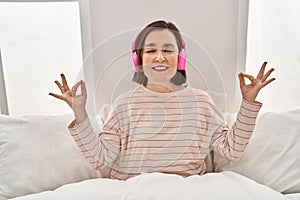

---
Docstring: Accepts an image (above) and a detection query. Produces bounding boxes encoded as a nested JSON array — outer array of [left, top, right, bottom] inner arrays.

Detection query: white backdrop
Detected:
[[0, 0, 247, 115], [3, 0, 298, 115], [0, 2, 82, 115], [78, 0, 249, 116], [246, 0, 300, 112]]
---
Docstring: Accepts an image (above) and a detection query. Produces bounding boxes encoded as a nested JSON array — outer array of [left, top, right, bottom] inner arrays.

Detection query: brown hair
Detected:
[[132, 20, 187, 85]]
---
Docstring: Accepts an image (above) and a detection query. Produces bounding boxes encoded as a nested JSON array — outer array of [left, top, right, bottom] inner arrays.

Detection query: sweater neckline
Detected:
[[139, 84, 191, 96]]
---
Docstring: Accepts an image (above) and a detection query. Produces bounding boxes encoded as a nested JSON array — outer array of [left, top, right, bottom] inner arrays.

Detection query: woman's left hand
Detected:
[[238, 61, 275, 103]]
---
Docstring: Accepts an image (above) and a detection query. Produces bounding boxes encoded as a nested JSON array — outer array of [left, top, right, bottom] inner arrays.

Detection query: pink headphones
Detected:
[[131, 37, 187, 72]]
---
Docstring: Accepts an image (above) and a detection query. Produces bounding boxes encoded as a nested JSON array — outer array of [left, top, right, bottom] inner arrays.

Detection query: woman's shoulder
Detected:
[[111, 86, 145, 107], [189, 87, 213, 100]]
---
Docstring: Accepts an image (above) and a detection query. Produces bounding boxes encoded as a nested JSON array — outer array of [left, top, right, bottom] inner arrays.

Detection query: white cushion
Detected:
[[214, 109, 300, 194], [0, 114, 102, 200]]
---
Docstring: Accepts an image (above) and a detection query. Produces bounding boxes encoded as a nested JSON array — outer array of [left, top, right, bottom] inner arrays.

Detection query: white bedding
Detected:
[[285, 193, 300, 200], [1, 109, 300, 199], [10, 171, 289, 200]]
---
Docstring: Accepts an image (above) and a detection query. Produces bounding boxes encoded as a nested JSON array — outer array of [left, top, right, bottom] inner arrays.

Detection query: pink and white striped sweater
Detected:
[[68, 85, 262, 180]]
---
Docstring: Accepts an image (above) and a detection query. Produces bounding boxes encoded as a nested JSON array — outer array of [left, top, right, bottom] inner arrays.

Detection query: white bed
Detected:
[[1, 109, 299, 200]]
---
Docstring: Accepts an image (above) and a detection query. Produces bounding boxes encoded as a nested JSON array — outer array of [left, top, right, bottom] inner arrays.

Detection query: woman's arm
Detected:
[[210, 99, 262, 162], [210, 62, 275, 162], [49, 74, 121, 172], [68, 113, 121, 171]]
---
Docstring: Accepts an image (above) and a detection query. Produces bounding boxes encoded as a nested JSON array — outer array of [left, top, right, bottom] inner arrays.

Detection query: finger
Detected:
[[261, 68, 275, 82], [54, 80, 65, 92], [49, 92, 65, 101], [61, 74, 70, 91], [256, 61, 267, 79], [238, 73, 246, 87], [71, 80, 82, 93], [262, 78, 276, 88], [81, 81, 87, 96], [241, 73, 255, 82]]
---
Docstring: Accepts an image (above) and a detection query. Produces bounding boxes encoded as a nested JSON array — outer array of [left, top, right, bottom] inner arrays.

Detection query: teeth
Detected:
[[153, 66, 167, 70]]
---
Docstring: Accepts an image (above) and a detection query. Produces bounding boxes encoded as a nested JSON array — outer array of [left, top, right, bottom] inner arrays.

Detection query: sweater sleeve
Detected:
[[210, 98, 262, 162], [68, 110, 121, 171]]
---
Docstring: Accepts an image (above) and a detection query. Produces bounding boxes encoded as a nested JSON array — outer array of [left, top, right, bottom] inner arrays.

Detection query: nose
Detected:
[[155, 50, 166, 62]]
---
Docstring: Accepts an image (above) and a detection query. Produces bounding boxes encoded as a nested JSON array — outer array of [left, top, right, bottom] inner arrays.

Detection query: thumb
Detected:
[[81, 81, 87, 96], [238, 73, 245, 88], [72, 80, 83, 93]]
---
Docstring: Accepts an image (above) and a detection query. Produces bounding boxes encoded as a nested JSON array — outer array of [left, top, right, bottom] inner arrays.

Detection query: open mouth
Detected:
[[152, 65, 169, 72]]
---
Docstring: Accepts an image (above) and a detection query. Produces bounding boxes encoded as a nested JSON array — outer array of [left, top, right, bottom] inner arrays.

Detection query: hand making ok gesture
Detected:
[[238, 61, 275, 103], [49, 74, 87, 123]]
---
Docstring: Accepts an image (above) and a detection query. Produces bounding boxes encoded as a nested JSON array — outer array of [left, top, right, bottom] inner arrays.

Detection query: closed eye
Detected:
[[163, 49, 175, 53], [144, 49, 175, 54], [145, 49, 156, 53]]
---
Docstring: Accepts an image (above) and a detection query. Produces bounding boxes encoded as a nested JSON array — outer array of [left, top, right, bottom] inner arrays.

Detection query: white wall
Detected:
[[78, 0, 248, 114]]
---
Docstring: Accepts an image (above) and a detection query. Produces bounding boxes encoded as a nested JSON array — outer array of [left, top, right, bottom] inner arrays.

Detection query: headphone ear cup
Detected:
[[177, 50, 186, 70], [132, 52, 138, 72], [132, 39, 139, 72]]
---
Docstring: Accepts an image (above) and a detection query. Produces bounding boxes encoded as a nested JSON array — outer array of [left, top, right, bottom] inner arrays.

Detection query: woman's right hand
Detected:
[[49, 74, 87, 123]]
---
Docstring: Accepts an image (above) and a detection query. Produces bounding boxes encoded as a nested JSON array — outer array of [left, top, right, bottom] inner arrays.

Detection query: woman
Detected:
[[49, 20, 275, 180]]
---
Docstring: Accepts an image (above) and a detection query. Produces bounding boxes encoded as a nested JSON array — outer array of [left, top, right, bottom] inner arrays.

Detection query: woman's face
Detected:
[[142, 29, 179, 85]]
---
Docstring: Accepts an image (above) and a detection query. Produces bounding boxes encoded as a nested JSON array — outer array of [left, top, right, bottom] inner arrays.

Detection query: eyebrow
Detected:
[[144, 43, 176, 48]]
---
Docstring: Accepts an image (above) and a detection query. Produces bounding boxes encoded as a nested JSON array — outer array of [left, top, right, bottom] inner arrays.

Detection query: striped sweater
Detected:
[[68, 85, 262, 180]]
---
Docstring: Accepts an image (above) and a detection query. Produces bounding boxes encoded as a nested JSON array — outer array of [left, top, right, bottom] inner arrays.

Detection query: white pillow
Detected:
[[214, 109, 300, 194], [0, 114, 102, 200]]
